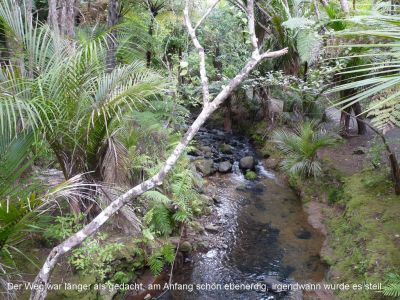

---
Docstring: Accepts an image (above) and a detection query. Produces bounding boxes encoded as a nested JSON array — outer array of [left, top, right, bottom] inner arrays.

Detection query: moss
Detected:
[[245, 170, 257, 180], [326, 169, 400, 299]]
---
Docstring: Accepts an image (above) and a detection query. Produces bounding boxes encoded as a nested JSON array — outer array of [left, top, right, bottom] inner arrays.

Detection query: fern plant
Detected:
[[382, 273, 400, 298], [148, 243, 175, 276]]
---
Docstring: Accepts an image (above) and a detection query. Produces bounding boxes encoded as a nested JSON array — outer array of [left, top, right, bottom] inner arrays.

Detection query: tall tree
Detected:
[[145, 0, 164, 67], [47, 0, 59, 35], [106, 0, 120, 71]]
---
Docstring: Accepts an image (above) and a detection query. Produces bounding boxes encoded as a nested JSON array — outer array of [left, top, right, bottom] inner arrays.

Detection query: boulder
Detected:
[[194, 159, 215, 176], [353, 146, 367, 155], [199, 194, 214, 206], [264, 158, 280, 170], [180, 241, 192, 252], [203, 207, 212, 215], [204, 224, 219, 233], [239, 156, 255, 170], [199, 146, 212, 153], [191, 221, 205, 233], [218, 161, 232, 173], [219, 143, 233, 154]]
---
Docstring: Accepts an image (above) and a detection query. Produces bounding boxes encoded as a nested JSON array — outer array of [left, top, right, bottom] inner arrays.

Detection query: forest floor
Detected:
[[294, 125, 400, 300]]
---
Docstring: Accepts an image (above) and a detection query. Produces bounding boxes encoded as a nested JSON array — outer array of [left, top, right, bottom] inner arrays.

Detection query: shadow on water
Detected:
[[160, 129, 327, 300]]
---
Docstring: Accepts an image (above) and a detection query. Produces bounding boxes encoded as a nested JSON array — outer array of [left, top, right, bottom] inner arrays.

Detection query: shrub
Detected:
[[272, 122, 338, 178]]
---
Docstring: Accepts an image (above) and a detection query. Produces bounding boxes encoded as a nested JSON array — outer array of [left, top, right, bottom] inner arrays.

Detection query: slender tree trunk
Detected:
[[0, 22, 7, 63], [48, 0, 59, 35], [352, 102, 366, 135], [146, 10, 158, 67], [303, 61, 308, 82], [65, 0, 75, 38], [224, 96, 232, 133], [212, 45, 232, 132], [26, 0, 33, 26], [340, 0, 350, 14], [60, 0, 66, 37], [106, 0, 119, 71], [319, 0, 328, 7]]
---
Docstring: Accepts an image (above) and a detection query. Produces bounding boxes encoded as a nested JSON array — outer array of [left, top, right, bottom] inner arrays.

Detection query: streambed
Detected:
[[162, 128, 327, 300]]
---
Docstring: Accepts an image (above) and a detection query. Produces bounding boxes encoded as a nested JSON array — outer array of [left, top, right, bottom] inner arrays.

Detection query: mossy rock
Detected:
[[245, 170, 257, 180], [219, 143, 233, 154]]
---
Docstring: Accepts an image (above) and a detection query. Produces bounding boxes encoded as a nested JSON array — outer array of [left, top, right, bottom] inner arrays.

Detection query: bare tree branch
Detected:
[[29, 1, 288, 298], [184, 0, 210, 105], [194, 0, 220, 30]]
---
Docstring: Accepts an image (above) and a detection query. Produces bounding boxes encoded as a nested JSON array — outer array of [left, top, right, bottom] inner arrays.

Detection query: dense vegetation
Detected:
[[0, 0, 399, 299]]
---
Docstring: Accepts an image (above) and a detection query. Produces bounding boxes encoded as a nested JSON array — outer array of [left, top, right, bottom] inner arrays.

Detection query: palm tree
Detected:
[[272, 122, 338, 177], [0, 127, 95, 299], [329, 13, 400, 131], [0, 1, 167, 213]]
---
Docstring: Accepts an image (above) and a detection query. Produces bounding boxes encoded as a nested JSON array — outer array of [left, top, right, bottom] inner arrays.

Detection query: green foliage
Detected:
[[44, 214, 84, 241], [0, 1, 168, 184], [368, 137, 385, 168], [244, 170, 257, 181], [329, 14, 400, 130], [147, 243, 175, 276], [144, 201, 174, 236], [296, 30, 322, 64], [327, 187, 344, 204], [382, 273, 400, 297], [69, 233, 124, 282], [326, 170, 400, 299], [272, 122, 338, 177]]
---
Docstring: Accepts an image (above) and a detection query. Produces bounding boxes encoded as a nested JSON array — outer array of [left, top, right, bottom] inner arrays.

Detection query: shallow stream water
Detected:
[[162, 128, 327, 300]]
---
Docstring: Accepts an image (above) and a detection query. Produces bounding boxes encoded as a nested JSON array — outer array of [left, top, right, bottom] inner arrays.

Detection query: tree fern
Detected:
[[296, 30, 322, 64], [367, 94, 400, 130]]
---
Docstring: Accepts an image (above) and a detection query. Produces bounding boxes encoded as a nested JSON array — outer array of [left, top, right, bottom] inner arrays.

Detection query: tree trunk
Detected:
[[26, 0, 33, 26], [65, 0, 75, 38], [224, 96, 232, 133], [352, 102, 367, 135], [319, 0, 328, 7], [48, 0, 59, 35], [146, 9, 158, 67], [60, 0, 66, 37], [340, 0, 350, 14], [106, 0, 119, 71], [0, 17, 8, 63]]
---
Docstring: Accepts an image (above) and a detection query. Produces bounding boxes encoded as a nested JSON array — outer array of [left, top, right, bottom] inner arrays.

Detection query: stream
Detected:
[[162, 128, 327, 300]]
